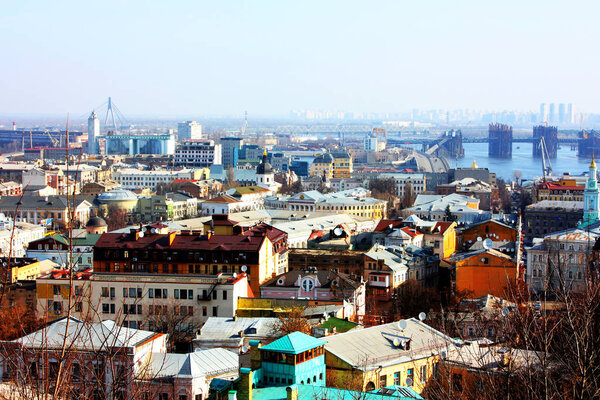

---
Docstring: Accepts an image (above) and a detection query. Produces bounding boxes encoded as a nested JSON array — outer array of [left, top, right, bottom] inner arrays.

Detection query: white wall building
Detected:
[[113, 168, 197, 190], [174, 140, 222, 167], [177, 120, 203, 140], [380, 173, 426, 197]]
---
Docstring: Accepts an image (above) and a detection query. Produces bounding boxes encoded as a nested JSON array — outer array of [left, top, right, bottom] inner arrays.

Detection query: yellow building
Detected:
[[331, 151, 353, 178], [323, 318, 458, 394], [9, 259, 59, 283], [309, 153, 334, 178]]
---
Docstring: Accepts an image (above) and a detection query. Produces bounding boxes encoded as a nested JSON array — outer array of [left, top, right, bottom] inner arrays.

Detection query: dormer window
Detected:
[[301, 278, 314, 292]]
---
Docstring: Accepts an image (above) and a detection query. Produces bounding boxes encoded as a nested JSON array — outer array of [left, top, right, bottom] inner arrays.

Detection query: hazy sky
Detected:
[[2, 0, 600, 117]]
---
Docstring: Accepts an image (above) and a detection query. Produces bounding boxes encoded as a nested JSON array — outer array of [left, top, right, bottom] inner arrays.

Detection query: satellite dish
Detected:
[[241, 265, 248, 272], [405, 378, 413, 386], [483, 238, 493, 250], [141, 227, 147, 232], [138, 232, 144, 238], [418, 312, 426, 321], [477, 237, 482, 242], [393, 338, 401, 347], [241, 346, 249, 353], [151, 228, 156, 234], [398, 320, 408, 330], [277, 278, 285, 285], [232, 273, 237, 278], [481, 258, 486, 262], [501, 307, 510, 317], [333, 227, 343, 236]]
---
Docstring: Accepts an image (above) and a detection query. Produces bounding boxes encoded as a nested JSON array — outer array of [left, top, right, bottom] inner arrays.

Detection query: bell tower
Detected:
[[580, 157, 600, 228]]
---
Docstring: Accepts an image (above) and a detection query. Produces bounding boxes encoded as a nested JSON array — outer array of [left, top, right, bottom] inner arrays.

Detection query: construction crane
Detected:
[[539, 136, 553, 181], [45, 130, 59, 147]]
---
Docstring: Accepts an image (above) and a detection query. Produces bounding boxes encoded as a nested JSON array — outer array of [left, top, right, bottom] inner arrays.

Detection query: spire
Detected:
[[591, 154, 596, 169], [263, 149, 267, 157], [471, 159, 478, 169]]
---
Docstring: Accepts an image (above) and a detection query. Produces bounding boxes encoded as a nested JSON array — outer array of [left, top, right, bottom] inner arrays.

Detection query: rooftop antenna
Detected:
[[241, 111, 248, 137]]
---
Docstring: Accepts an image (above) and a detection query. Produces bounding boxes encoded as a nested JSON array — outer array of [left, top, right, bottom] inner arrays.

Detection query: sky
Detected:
[[1, 0, 600, 118]]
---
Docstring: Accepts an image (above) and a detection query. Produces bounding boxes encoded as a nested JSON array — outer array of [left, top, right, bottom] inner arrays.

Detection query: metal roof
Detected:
[[148, 348, 239, 379], [260, 332, 326, 355]]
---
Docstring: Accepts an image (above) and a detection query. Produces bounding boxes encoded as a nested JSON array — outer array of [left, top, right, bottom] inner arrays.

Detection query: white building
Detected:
[[113, 168, 198, 190], [380, 173, 426, 197], [174, 140, 222, 168], [88, 111, 100, 154], [0, 214, 45, 258], [177, 120, 203, 140]]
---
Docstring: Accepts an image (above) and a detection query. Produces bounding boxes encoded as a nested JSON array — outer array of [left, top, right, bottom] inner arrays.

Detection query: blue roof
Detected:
[[252, 385, 423, 400], [260, 332, 325, 355]]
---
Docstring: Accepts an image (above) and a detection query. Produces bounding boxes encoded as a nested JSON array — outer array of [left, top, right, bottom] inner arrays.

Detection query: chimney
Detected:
[[228, 391, 237, 400], [238, 368, 253, 400], [249, 340, 262, 370], [286, 385, 298, 400]]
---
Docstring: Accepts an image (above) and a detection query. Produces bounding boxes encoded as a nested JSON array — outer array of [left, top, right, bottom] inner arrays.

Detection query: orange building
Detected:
[[457, 220, 517, 251], [442, 249, 516, 297]]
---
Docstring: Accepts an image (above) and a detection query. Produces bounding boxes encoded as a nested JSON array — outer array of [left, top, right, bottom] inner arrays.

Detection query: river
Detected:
[[451, 143, 591, 181]]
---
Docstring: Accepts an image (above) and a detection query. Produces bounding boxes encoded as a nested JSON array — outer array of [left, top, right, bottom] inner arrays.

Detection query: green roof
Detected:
[[252, 385, 423, 400], [72, 234, 102, 246], [318, 317, 359, 333], [260, 332, 325, 355]]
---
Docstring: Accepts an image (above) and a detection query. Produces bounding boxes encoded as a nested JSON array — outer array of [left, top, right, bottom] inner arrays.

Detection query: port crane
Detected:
[[45, 130, 59, 147]]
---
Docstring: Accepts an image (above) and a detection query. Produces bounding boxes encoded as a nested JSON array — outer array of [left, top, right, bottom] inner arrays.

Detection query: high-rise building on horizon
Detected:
[[87, 111, 100, 155], [558, 103, 566, 124], [549, 103, 556, 124], [220, 137, 244, 167], [177, 120, 203, 140]]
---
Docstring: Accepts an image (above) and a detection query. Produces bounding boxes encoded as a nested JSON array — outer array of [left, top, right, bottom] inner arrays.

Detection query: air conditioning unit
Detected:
[[167, 257, 172, 261], [133, 258, 138, 261]]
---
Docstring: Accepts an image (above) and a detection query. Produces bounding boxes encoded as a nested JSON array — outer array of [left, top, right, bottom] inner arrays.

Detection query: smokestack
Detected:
[[12, 122, 16, 131]]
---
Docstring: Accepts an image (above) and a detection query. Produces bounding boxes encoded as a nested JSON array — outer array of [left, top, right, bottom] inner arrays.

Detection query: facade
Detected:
[[324, 318, 458, 393], [266, 188, 386, 220], [177, 120, 203, 140], [93, 216, 288, 294], [174, 140, 222, 167], [457, 219, 517, 251], [0, 218, 46, 258], [526, 225, 600, 294], [380, 173, 426, 198], [201, 194, 243, 215], [81, 180, 122, 195], [331, 151, 353, 178], [537, 179, 584, 202], [136, 192, 198, 222], [309, 153, 333, 178], [260, 268, 366, 319], [113, 168, 209, 191], [0, 181, 22, 196], [443, 249, 517, 297], [436, 178, 496, 211], [104, 132, 176, 155], [524, 200, 582, 240], [177, 179, 223, 199], [0, 195, 92, 229], [221, 137, 244, 167]]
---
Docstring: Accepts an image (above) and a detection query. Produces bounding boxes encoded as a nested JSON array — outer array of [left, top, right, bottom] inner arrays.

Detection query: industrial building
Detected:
[[488, 123, 512, 158], [579, 130, 600, 158], [104, 132, 176, 155]]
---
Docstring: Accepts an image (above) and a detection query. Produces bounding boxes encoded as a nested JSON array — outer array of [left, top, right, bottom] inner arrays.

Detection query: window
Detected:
[[212, 290, 217, 300], [159, 394, 169, 400], [212, 306, 218, 317], [379, 374, 387, 388], [406, 368, 414, 386], [394, 372, 400, 385], [301, 278, 314, 292], [174, 289, 180, 299], [72, 363, 81, 382], [202, 306, 207, 316], [223, 290, 227, 300], [101, 287, 109, 297], [420, 365, 427, 384], [149, 288, 154, 298]]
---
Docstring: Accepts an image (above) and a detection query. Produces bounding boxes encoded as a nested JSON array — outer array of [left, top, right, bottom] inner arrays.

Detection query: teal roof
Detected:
[[252, 385, 423, 400], [260, 332, 325, 355]]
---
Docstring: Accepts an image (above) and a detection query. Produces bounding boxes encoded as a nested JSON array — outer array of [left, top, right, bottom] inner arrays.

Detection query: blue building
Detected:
[[222, 332, 422, 400], [290, 160, 310, 177]]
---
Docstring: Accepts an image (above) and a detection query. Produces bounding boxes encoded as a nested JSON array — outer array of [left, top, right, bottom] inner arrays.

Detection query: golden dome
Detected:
[[591, 157, 597, 169], [471, 159, 478, 169]]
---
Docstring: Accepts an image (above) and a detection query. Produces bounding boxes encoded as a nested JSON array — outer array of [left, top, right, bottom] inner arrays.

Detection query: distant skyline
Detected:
[[2, 1, 600, 117]]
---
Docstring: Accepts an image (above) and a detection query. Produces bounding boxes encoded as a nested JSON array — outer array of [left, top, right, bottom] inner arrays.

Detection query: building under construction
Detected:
[[532, 125, 558, 158], [578, 130, 600, 158], [422, 129, 464, 159], [488, 123, 512, 158]]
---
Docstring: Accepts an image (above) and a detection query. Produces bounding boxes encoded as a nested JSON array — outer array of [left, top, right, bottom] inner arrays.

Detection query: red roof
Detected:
[[205, 194, 240, 204], [400, 227, 422, 238], [374, 219, 404, 232], [95, 223, 286, 251], [432, 222, 453, 235], [538, 182, 584, 191]]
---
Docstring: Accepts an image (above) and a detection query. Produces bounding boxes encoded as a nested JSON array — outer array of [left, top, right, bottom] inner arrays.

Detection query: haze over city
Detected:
[[2, 0, 600, 117]]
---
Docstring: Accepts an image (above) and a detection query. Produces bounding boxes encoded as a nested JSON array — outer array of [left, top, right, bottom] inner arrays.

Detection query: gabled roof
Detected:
[[148, 348, 239, 379], [260, 331, 326, 354], [374, 219, 404, 232], [13, 317, 161, 351], [205, 194, 241, 204], [445, 248, 515, 263]]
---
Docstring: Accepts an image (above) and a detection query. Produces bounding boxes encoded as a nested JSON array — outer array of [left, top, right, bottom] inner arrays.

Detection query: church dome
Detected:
[[86, 216, 107, 228], [257, 150, 273, 175]]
